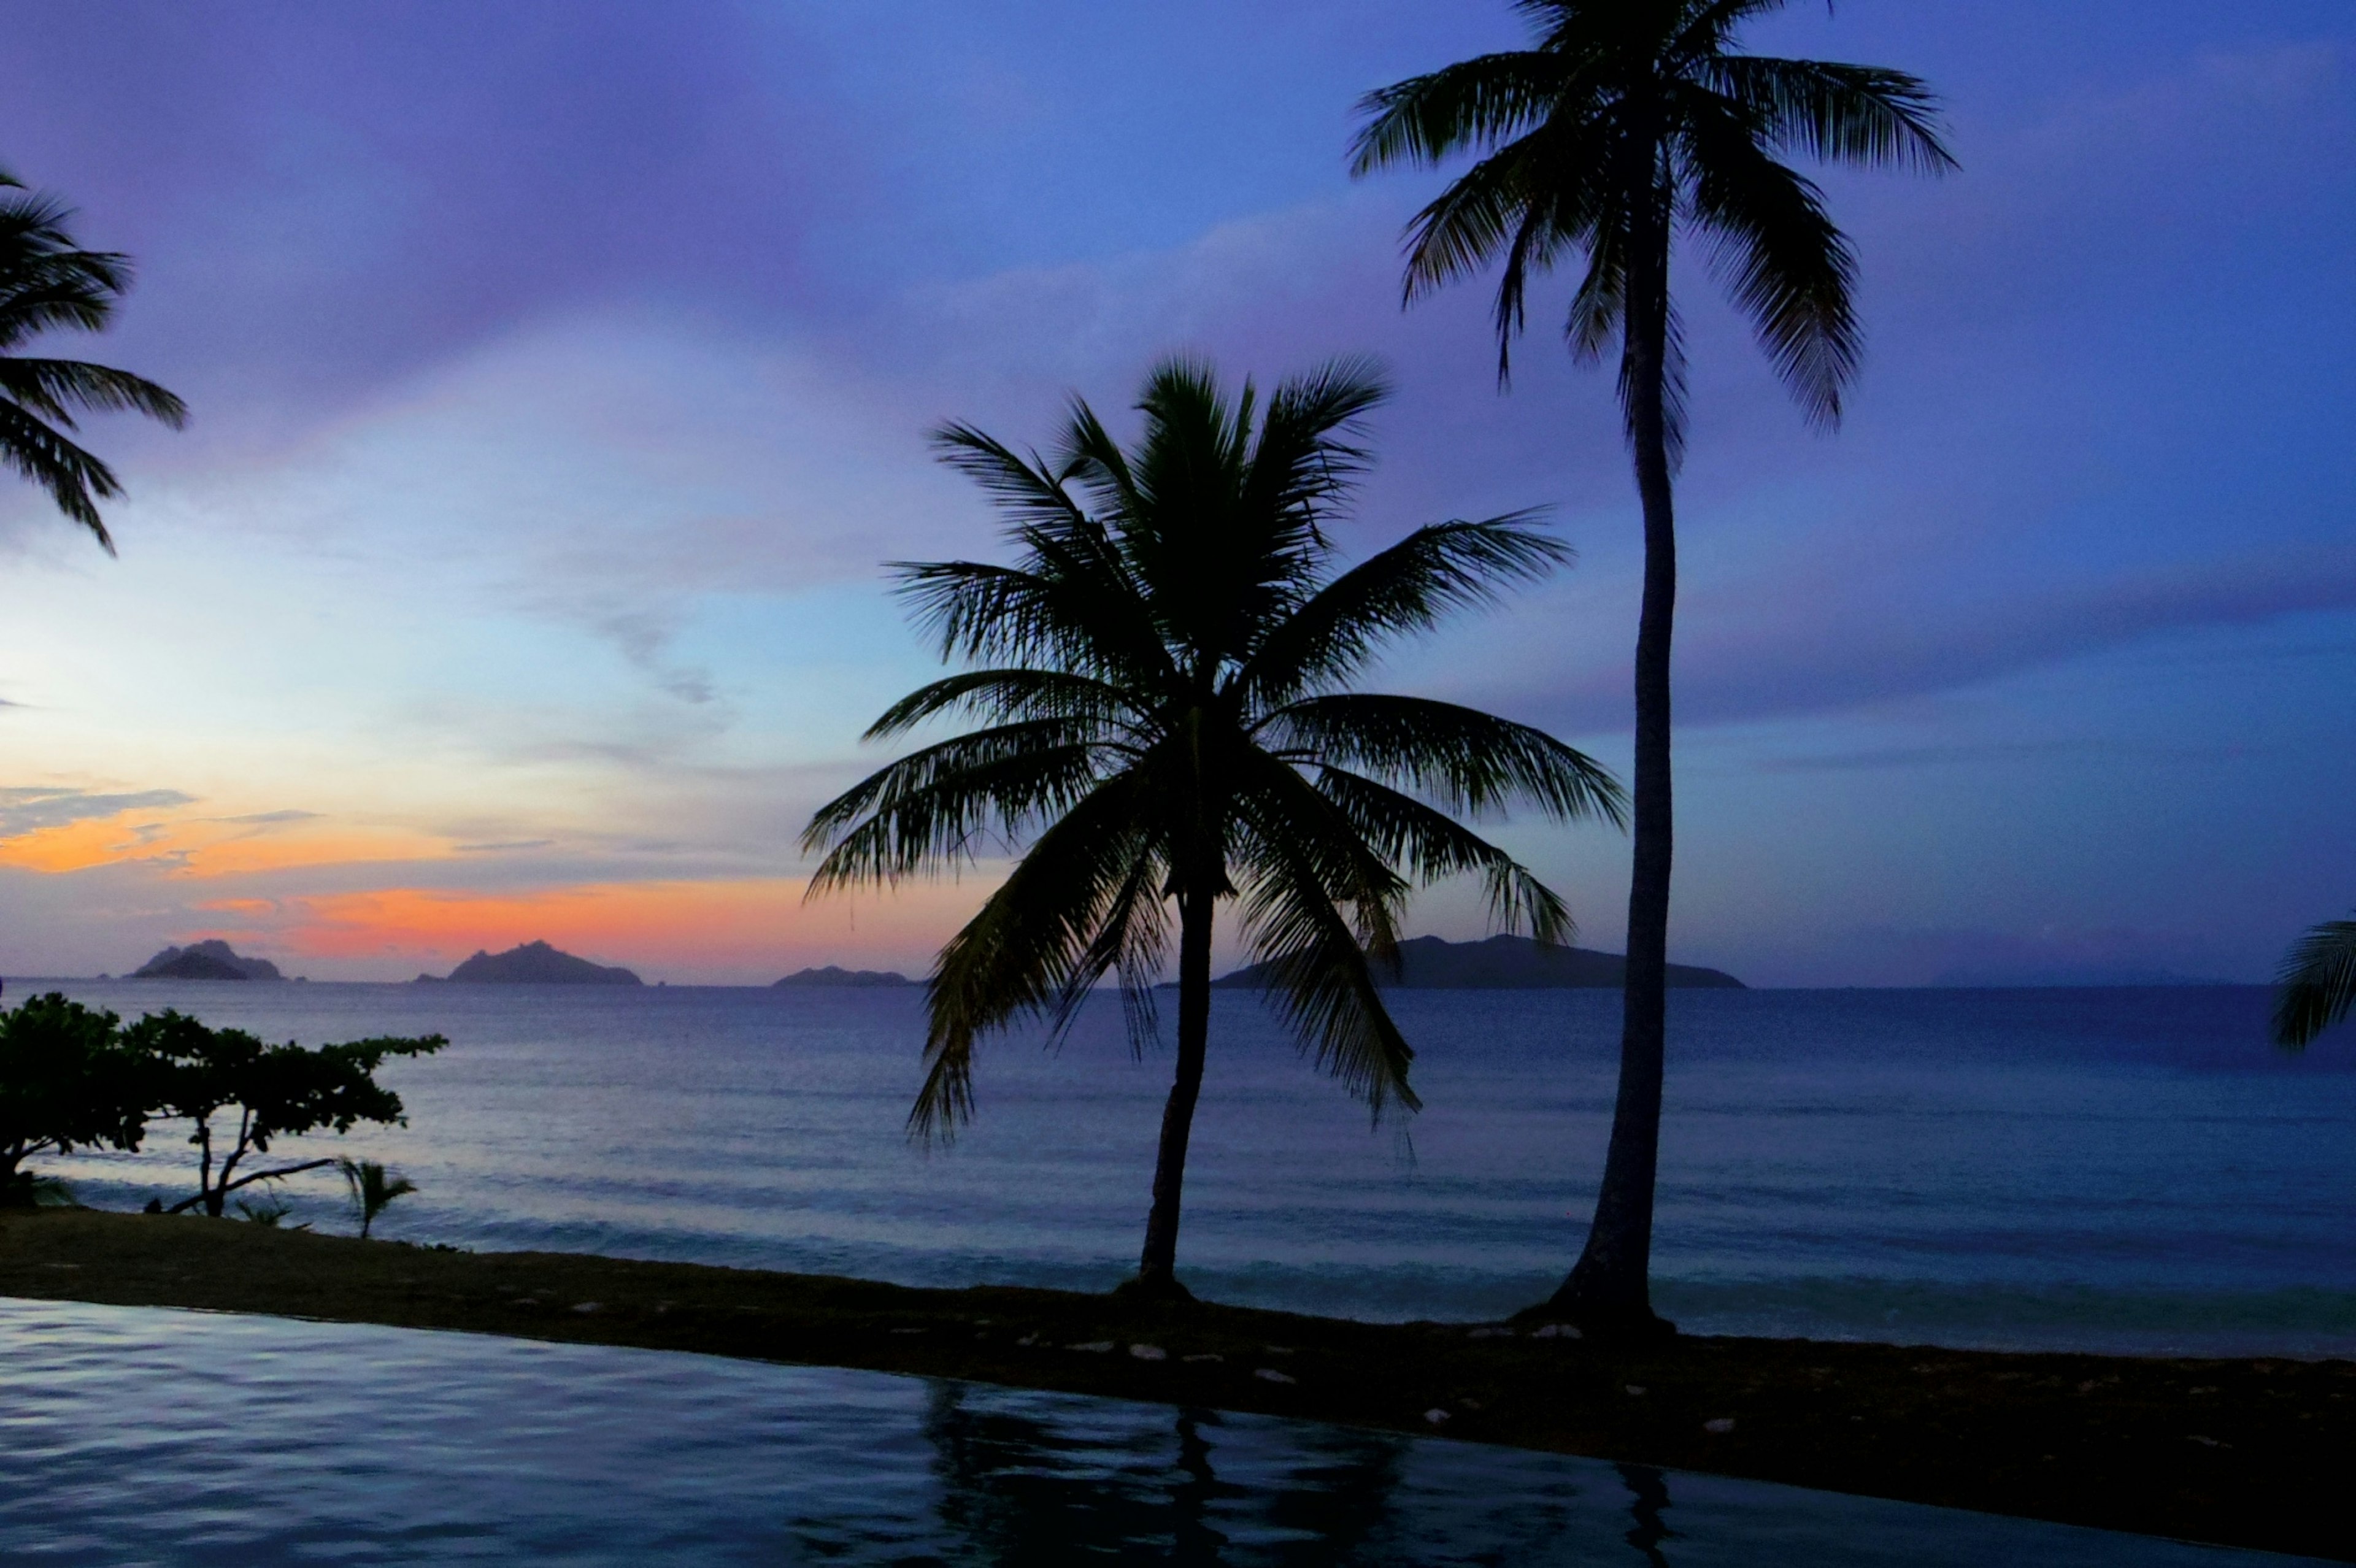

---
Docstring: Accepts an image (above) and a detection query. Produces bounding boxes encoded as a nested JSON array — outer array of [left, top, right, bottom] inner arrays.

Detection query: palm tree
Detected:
[[803, 356, 1626, 1299], [337, 1156, 418, 1240], [1352, 1, 1952, 1334], [0, 168, 186, 551], [2271, 917, 2356, 1048]]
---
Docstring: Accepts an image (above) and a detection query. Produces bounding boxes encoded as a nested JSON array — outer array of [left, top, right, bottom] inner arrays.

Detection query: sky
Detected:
[[0, 0, 2350, 986]]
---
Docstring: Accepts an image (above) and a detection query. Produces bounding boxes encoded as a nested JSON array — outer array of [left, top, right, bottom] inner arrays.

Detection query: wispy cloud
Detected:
[[0, 786, 196, 839]]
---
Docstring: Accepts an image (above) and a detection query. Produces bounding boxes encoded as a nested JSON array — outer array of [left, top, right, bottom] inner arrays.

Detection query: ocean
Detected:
[[20, 978, 2352, 1358]]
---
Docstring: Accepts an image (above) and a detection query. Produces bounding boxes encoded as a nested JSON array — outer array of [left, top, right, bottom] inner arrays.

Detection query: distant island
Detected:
[[131, 940, 283, 982], [1211, 933, 1744, 990], [417, 940, 642, 986], [773, 966, 915, 988]]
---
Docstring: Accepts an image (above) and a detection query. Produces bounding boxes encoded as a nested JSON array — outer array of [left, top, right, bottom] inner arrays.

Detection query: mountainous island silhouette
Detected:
[[130, 940, 283, 982], [416, 940, 642, 986], [1210, 933, 1744, 990], [772, 966, 915, 988]]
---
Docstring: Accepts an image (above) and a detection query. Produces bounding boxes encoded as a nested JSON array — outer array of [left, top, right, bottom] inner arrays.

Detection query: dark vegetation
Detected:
[[803, 356, 1625, 1299], [0, 994, 148, 1203], [2271, 915, 2356, 1048], [1352, 0, 1955, 1336], [0, 165, 185, 550], [2, 1208, 2346, 1564], [0, 994, 441, 1216]]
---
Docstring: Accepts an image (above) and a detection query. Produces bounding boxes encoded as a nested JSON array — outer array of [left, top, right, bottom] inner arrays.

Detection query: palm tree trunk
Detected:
[[1551, 196, 1676, 1337], [1135, 887, 1214, 1298]]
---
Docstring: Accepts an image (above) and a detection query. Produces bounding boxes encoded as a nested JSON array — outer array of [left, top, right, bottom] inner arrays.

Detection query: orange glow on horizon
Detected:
[[0, 811, 448, 878], [283, 878, 983, 982]]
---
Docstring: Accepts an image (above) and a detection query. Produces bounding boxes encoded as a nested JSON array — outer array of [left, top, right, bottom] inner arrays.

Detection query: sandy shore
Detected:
[[3, 1208, 2345, 1560]]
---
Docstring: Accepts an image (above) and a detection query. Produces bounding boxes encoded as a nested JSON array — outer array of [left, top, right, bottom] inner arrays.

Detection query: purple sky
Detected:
[[1, 1, 2351, 984]]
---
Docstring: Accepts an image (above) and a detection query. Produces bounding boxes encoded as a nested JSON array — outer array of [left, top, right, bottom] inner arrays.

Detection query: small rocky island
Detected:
[[418, 940, 642, 986], [131, 940, 283, 982], [1212, 933, 1744, 990], [772, 966, 915, 988]]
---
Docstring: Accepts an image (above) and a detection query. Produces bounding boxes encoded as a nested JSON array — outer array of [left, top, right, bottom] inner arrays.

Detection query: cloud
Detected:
[[0, 787, 196, 839]]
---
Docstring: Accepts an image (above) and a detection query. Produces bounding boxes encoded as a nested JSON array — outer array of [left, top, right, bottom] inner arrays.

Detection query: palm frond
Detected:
[[0, 358, 186, 428], [914, 775, 1162, 1140], [802, 728, 1111, 890], [1681, 90, 1860, 428], [1315, 766, 1574, 942], [1229, 759, 1420, 1118], [1705, 55, 1957, 175], [888, 556, 1174, 689], [864, 669, 1144, 740], [1237, 516, 1569, 705], [2272, 917, 2356, 1050], [1347, 52, 1570, 175], [0, 397, 122, 549], [1268, 693, 1626, 826]]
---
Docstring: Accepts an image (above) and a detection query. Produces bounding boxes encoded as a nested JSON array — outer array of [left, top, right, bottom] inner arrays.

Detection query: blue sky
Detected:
[[0, 0, 2350, 984]]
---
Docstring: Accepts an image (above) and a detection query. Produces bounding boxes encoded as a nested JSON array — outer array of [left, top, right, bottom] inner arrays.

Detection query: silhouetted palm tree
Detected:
[[1352, 0, 1952, 1333], [804, 356, 1625, 1297], [2271, 916, 2356, 1048], [0, 169, 185, 551]]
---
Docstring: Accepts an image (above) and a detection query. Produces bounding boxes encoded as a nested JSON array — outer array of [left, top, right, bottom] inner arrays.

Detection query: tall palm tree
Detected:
[[804, 356, 1625, 1298], [1352, 1, 1952, 1334], [0, 168, 186, 551], [2271, 916, 2356, 1048]]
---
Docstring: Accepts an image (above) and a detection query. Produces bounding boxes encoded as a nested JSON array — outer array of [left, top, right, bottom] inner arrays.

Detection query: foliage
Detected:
[[233, 1188, 302, 1228], [1349, 0, 1954, 432], [0, 167, 187, 550], [805, 355, 1623, 1287], [0, 993, 150, 1204], [2271, 917, 2356, 1049], [124, 1011, 445, 1217], [337, 1156, 418, 1239]]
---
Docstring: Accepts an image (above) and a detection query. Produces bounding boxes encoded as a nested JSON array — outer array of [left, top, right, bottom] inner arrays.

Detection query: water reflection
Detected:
[[917, 1382, 1593, 1564], [1620, 1463, 1679, 1567]]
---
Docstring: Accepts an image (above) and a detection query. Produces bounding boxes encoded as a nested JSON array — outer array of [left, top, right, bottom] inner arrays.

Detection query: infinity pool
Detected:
[[0, 1299, 2311, 1565]]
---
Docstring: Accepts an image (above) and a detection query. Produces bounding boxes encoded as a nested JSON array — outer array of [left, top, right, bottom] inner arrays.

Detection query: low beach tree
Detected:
[[0, 993, 150, 1205], [1352, 0, 1952, 1335], [124, 1011, 445, 1217], [804, 356, 1625, 1298], [0, 168, 186, 551], [2271, 915, 2356, 1048]]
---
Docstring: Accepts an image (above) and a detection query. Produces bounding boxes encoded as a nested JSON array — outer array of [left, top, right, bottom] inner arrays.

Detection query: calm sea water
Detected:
[[0, 1299, 2316, 1566], [19, 980, 2356, 1356]]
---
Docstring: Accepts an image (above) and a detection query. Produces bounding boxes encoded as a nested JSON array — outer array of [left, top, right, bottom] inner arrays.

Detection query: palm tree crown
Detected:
[[804, 356, 1624, 1290], [0, 169, 187, 552], [1351, 0, 1953, 441]]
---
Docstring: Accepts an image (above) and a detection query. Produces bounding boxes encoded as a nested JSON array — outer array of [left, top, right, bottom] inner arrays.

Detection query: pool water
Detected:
[[0, 1299, 2316, 1566]]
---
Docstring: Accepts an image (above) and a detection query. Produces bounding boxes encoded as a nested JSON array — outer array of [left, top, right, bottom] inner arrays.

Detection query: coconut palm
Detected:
[[803, 356, 1625, 1298], [0, 169, 186, 551], [1352, 0, 1953, 1334], [2271, 917, 2356, 1048]]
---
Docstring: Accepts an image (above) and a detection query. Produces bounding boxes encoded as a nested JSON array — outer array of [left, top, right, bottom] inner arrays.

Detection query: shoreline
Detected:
[[4, 1209, 2346, 1561]]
